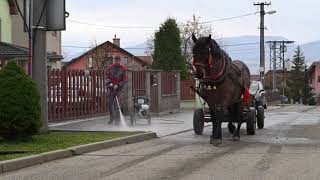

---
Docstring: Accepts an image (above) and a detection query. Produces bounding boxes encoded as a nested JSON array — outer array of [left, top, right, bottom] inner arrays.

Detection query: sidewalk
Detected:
[[49, 110, 196, 137], [49, 106, 282, 137]]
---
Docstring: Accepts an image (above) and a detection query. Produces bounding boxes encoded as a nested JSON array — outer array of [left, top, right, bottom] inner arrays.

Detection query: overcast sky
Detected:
[[62, 0, 320, 58]]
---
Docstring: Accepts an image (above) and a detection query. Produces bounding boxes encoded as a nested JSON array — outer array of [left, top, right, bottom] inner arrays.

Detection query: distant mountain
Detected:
[[124, 35, 320, 74], [300, 40, 320, 63]]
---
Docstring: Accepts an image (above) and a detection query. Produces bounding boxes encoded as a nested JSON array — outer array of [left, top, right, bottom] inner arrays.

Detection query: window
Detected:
[[88, 57, 93, 68], [123, 57, 128, 65]]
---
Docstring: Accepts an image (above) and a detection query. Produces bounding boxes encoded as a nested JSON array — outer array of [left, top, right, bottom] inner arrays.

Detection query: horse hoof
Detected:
[[232, 136, 240, 141], [210, 138, 222, 146]]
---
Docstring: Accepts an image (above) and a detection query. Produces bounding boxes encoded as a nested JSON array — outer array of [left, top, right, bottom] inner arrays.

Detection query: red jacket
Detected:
[[104, 63, 128, 88]]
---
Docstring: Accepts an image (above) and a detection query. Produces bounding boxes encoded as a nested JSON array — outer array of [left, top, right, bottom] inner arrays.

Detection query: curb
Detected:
[[0, 132, 157, 173]]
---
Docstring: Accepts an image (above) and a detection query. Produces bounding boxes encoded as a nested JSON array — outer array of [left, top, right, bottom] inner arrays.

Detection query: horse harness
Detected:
[[194, 50, 246, 92]]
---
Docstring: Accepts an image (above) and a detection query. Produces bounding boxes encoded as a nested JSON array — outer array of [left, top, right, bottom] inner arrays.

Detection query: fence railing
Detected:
[[48, 69, 180, 123], [180, 80, 195, 100], [48, 69, 108, 122], [161, 72, 177, 96]]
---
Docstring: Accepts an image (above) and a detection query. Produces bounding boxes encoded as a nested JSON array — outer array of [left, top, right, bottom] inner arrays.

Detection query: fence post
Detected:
[[157, 71, 162, 113], [146, 71, 151, 102], [176, 71, 181, 102], [127, 70, 133, 115]]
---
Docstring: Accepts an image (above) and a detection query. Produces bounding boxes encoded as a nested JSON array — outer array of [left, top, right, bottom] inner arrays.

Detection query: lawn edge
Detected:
[[0, 132, 157, 173]]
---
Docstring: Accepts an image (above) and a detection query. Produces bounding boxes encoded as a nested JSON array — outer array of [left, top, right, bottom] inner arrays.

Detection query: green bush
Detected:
[[0, 61, 42, 139]]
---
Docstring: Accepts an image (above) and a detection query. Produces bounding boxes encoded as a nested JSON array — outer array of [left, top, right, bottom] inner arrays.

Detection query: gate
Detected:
[[180, 80, 195, 100], [132, 71, 146, 96]]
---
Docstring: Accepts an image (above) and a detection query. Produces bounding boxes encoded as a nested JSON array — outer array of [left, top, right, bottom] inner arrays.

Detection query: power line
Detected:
[[67, 12, 258, 29], [62, 41, 263, 50], [62, 45, 148, 49], [67, 19, 157, 29], [202, 12, 257, 24], [222, 42, 260, 47]]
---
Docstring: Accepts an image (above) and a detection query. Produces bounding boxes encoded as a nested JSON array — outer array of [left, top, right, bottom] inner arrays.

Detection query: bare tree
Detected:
[[180, 15, 221, 73], [87, 40, 113, 71], [145, 35, 154, 55]]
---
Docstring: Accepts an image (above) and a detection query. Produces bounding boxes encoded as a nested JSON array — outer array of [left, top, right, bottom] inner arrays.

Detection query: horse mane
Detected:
[[209, 39, 232, 64]]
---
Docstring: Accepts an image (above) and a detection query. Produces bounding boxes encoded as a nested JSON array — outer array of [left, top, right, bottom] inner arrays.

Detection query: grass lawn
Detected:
[[0, 131, 142, 161]]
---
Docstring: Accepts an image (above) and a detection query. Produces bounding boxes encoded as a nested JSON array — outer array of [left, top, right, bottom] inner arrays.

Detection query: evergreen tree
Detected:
[[287, 46, 306, 103], [302, 65, 315, 105], [152, 18, 187, 79], [0, 61, 42, 139]]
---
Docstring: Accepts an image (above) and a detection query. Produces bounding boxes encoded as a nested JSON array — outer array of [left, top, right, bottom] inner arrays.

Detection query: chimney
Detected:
[[113, 35, 120, 47]]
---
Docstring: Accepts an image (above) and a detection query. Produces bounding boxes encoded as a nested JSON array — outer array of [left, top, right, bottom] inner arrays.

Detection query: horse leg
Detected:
[[210, 109, 223, 146], [228, 105, 236, 134], [232, 103, 243, 141]]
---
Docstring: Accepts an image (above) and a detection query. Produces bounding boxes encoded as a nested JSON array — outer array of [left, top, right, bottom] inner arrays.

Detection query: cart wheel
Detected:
[[147, 115, 151, 125], [257, 106, 264, 129], [246, 108, 256, 135], [193, 108, 204, 135]]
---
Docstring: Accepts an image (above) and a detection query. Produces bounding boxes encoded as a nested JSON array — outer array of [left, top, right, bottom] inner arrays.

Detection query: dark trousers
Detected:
[[108, 89, 119, 123]]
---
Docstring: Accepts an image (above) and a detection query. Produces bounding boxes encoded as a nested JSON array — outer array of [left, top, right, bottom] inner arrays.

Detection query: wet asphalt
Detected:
[[2, 105, 320, 180]]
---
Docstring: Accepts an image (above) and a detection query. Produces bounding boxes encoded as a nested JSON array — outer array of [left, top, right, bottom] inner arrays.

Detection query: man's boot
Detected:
[[108, 113, 114, 124]]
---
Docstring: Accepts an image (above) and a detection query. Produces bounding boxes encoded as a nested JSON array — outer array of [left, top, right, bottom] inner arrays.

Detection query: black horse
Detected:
[[191, 34, 251, 146]]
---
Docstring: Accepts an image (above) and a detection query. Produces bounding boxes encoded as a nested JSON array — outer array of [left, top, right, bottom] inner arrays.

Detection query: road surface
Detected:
[[2, 105, 320, 180]]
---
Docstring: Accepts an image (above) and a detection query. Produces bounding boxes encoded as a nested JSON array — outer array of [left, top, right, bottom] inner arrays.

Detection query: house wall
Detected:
[[11, 0, 61, 55], [0, 0, 12, 43], [264, 71, 290, 90], [48, 60, 62, 70], [311, 65, 320, 95], [66, 43, 140, 70]]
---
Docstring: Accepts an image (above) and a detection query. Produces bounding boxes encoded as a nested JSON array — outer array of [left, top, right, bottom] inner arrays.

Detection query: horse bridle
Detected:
[[192, 47, 214, 71], [193, 46, 227, 81]]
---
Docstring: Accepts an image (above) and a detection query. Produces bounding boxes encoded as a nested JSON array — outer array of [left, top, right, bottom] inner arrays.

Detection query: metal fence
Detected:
[[180, 80, 195, 100], [161, 72, 177, 95], [48, 69, 107, 122], [48, 69, 180, 123]]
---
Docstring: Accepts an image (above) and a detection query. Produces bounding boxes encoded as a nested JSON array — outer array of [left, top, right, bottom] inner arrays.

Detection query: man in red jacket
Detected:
[[104, 56, 128, 124]]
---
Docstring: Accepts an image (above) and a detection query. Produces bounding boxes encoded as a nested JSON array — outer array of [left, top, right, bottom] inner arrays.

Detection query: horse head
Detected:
[[192, 34, 222, 79]]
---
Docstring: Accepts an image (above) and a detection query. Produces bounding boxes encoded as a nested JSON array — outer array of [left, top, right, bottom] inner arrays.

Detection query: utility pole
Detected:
[[280, 41, 294, 100], [272, 42, 277, 90], [254, 2, 271, 85], [267, 40, 294, 103], [32, 0, 48, 132]]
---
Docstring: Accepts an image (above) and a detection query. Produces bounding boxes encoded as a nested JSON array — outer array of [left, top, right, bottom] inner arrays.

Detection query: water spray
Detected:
[[115, 96, 127, 127]]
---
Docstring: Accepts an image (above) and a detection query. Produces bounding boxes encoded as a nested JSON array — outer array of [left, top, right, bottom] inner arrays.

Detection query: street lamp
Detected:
[[266, 10, 277, 15]]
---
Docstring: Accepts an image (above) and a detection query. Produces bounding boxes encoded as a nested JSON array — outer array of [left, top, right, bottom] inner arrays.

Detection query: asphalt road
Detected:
[[2, 105, 320, 180]]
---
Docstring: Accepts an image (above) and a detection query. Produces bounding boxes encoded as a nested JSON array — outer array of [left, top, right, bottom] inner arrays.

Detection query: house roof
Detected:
[[137, 56, 153, 66], [0, 41, 63, 60], [250, 75, 260, 81], [310, 61, 320, 68], [66, 41, 147, 66]]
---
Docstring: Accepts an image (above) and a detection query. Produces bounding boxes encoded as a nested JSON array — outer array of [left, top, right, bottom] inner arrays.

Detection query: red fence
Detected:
[[180, 80, 195, 100], [132, 71, 146, 96], [161, 72, 177, 95], [48, 69, 179, 122], [48, 69, 108, 122]]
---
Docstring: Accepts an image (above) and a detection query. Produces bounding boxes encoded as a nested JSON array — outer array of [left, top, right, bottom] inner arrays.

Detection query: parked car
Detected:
[[249, 81, 267, 109], [280, 95, 289, 104]]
